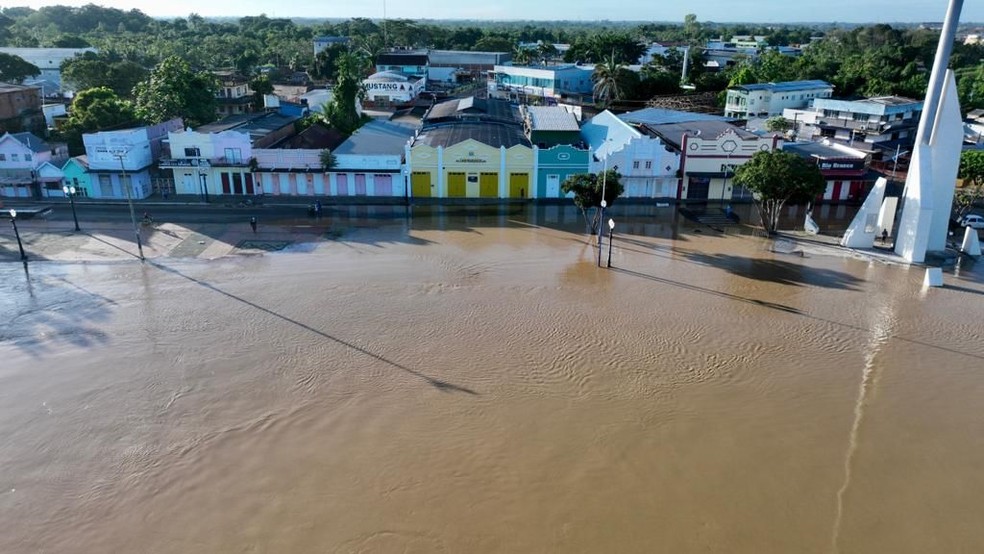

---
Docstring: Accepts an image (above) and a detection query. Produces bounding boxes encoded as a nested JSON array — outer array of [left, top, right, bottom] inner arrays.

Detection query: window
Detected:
[[184, 147, 201, 157], [11, 153, 18, 161], [0, 154, 5, 161], [645, 161, 652, 169], [632, 161, 640, 169], [224, 148, 243, 163], [25, 154, 32, 162]]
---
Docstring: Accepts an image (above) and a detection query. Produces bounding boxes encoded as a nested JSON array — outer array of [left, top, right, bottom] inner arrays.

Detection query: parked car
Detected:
[[958, 214, 984, 229]]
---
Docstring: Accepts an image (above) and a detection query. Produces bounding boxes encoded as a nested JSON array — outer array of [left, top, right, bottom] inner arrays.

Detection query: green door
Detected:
[[479, 172, 498, 198], [509, 173, 529, 198], [447, 172, 466, 197], [411, 172, 431, 198]]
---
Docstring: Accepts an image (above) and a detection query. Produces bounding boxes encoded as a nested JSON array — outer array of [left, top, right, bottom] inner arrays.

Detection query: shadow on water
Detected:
[[0, 262, 113, 357], [615, 267, 984, 362], [681, 251, 864, 291], [149, 261, 478, 396]]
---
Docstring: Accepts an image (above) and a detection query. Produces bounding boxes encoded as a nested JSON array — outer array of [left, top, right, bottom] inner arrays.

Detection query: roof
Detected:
[[0, 82, 41, 94], [812, 96, 922, 116], [63, 155, 89, 169], [526, 106, 580, 132], [424, 96, 519, 124], [196, 112, 300, 141], [783, 140, 867, 160], [641, 121, 757, 150], [733, 80, 833, 93], [334, 120, 416, 156], [366, 71, 418, 82], [10, 132, 49, 153], [414, 122, 531, 149], [376, 53, 429, 66], [427, 50, 510, 66], [580, 110, 642, 156], [279, 123, 347, 150], [619, 107, 734, 126], [0, 47, 96, 65]]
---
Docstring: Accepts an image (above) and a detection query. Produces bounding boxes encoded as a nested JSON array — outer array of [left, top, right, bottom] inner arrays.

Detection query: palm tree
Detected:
[[592, 52, 626, 108]]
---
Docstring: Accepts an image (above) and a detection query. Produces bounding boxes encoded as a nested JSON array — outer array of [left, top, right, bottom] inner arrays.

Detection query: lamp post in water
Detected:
[[607, 218, 615, 268], [8, 209, 27, 261], [62, 185, 80, 231], [597, 199, 607, 267], [108, 147, 144, 261]]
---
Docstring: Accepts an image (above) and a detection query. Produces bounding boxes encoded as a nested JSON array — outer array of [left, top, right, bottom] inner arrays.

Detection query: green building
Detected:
[[61, 155, 90, 197]]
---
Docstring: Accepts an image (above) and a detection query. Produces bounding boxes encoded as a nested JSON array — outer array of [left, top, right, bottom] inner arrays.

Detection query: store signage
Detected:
[[819, 160, 863, 171], [454, 157, 487, 163], [366, 82, 406, 91]]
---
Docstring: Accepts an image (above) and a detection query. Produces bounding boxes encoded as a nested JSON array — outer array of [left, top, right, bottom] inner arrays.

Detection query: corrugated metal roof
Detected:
[[619, 107, 733, 126], [783, 140, 867, 160], [527, 106, 579, 131], [11, 132, 49, 153], [641, 121, 757, 150], [334, 120, 416, 156], [734, 80, 833, 92], [413, 121, 531, 149]]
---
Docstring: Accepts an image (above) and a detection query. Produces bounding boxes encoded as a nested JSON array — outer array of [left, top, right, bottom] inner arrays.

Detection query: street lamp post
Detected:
[[607, 218, 615, 268], [198, 159, 210, 203], [109, 148, 144, 261], [597, 199, 607, 267], [63, 185, 80, 232], [8, 209, 27, 261]]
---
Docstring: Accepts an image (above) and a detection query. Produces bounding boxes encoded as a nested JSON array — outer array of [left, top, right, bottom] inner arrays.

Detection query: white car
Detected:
[[959, 214, 984, 229]]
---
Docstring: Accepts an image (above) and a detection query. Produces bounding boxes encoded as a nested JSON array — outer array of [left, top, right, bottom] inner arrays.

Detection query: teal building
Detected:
[[61, 155, 91, 196], [536, 144, 590, 199]]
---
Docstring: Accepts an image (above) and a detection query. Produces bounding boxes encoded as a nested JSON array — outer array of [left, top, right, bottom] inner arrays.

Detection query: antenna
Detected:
[[382, 0, 388, 47]]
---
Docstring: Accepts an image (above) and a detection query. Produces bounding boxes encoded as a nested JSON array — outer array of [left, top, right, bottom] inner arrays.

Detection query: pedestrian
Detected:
[[881, 229, 889, 243], [315, 199, 322, 218], [162, 189, 169, 201], [249, 216, 257, 233]]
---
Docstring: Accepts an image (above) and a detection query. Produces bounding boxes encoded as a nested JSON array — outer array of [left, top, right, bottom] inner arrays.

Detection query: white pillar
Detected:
[[500, 145, 507, 198], [437, 145, 445, 198], [531, 145, 539, 199]]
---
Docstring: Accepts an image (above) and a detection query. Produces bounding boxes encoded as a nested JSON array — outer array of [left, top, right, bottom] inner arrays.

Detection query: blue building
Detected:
[[488, 64, 594, 101]]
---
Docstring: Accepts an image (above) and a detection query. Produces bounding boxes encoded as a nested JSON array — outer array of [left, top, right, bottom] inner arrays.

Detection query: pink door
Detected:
[[354, 174, 367, 196], [336, 174, 348, 196], [374, 174, 393, 196]]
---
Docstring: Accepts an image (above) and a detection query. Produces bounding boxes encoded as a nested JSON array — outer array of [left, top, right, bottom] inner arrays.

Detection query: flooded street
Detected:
[[2, 206, 984, 553]]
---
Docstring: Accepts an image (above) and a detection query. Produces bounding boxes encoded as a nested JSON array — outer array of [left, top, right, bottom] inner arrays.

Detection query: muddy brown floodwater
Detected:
[[2, 208, 984, 553]]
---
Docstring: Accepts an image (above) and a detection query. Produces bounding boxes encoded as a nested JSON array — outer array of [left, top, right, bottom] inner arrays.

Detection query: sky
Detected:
[[10, 0, 984, 24]]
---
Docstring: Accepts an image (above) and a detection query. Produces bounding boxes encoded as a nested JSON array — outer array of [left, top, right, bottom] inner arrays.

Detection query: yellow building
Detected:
[[406, 98, 535, 199]]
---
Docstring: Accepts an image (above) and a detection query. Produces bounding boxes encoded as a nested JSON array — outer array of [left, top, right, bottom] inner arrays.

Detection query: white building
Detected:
[[362, 72, 425, 106], [82, 119, 183, 199], [0, 132, 67, 198], [580, 110, 680, 199], [489, 64, 595, 101], [724, 80, 833, 119], [246, 120, 415, 197], [0, 47, 96, 95]]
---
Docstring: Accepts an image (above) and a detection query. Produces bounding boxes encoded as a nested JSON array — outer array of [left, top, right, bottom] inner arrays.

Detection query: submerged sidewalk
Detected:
[[0, 219, 335, 263]]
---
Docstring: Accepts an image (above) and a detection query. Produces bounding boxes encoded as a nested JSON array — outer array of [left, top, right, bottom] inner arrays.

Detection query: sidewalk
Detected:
[[0, 219, 335, 263]]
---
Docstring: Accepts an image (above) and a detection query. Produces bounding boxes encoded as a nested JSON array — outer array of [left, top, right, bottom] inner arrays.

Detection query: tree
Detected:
[[560, 169, 624, 234], [133, 56, 217, 127], [732, 150, 826, 234], [765, 116, 793, 134], [592, 54, 626, 108], [0, 53, 40, 84], [322, 53, 367, 135], [320, 149, 337, 171], [954, 150, 984, 220], [59, 87, 138, 154], [249, 74, 274, 111], [61, 52, 147, 98]]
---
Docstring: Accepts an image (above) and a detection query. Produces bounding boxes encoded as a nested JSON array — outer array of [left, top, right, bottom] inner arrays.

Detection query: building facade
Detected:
[[724, 80, 833, 119], [787, 96, 923, 160], [214, 72, 254, 117], [0, 83, 44, 135], [375, 52, 429, 78], [362, 71, 425, 106], [581, 111, 680, 200], [0, 132, 68, 198], [82, 119, 183, 200], [641, 120, 782, 201], [488, 64, 594, 101], [60, 155, 90, 197], [784, 140, 872, 202]]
